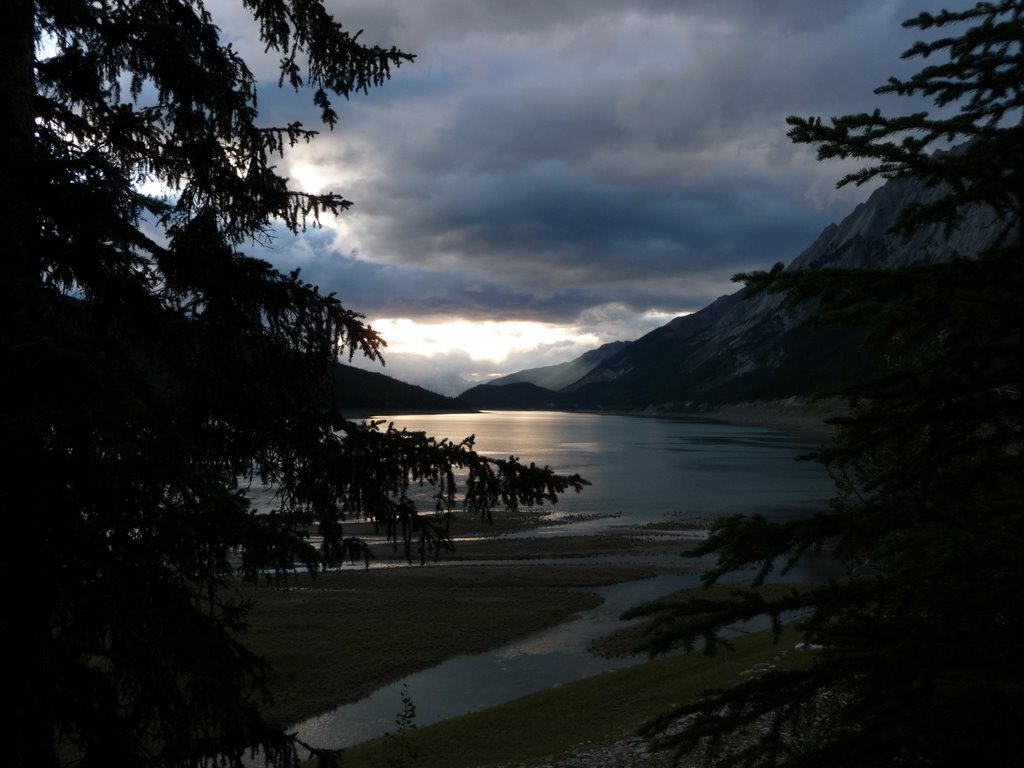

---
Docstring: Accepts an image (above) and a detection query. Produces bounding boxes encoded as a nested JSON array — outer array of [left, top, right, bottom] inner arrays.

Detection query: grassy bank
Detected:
[[241, 563, 673, 726], [337, 626, 810, 768]]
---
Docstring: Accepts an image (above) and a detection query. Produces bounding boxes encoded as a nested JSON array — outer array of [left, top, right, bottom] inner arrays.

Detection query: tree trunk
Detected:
[[0, 0, 35, 280], [1, 3, 59, 767]]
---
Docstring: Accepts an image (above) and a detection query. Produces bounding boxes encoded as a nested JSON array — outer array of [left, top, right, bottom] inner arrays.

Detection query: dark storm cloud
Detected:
[[217, 0, 947, 387]]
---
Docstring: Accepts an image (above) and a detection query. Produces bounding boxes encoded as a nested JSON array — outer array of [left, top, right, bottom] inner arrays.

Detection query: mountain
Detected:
[[464, 172, 1012, 410], [458, 381, 565, 410], [570, 176, 1011, 408], [331, 364, 471, 413], [487, 341, 631, 391]]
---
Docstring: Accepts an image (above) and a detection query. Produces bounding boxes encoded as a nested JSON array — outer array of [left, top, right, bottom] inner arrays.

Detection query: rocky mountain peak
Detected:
[[464, 163, 1016, 410]]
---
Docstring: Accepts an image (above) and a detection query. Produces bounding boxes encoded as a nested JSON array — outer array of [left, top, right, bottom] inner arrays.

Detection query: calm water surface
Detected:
[[371, 410, 833, 530]]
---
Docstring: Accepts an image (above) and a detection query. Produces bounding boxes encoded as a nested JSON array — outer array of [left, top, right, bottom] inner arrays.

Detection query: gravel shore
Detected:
[[696, 397, 844, 439]]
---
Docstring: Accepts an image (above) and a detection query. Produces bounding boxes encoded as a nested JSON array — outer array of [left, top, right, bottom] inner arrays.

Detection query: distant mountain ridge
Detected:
[[458, 380, 567, 410], [487, 341, 630, 390], [461, 172, 1012, 410], [332, 364, 470, 413]]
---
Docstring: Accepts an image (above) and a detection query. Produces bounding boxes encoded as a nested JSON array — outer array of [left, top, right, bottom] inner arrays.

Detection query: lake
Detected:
[[290, 410, 837, 750], [370, 410, 834, 531]]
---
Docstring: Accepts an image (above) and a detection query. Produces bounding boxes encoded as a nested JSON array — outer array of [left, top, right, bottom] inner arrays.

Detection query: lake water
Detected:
[[290, 410, 837, 750], [370, 410, 834, 531]]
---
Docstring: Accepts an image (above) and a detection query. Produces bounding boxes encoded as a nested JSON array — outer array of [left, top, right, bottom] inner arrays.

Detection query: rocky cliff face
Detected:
[[560, 175, 1013, 408], [488, 341, 631, 391], [788, 176, 1010, 271]]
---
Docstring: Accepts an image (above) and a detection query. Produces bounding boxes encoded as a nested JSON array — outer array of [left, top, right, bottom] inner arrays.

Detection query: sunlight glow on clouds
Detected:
[[371, 318, 601, 364], [288, 161, 332, 195], [347, 307, 692, 396], [202, 0, 941, 393]]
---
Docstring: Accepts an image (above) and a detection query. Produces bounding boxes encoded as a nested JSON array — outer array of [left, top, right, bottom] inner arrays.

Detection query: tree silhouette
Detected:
[[0, 3, 583, 766], [630, 4, 1023, 766]]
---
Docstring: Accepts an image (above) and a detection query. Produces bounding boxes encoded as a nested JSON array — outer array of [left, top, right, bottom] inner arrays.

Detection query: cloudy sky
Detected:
[[213, 0, 941, 395]]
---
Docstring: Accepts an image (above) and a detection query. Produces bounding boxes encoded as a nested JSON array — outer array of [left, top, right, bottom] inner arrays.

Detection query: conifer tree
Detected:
[[0, 3, 583, 766], [630, 3, 1023, 766]]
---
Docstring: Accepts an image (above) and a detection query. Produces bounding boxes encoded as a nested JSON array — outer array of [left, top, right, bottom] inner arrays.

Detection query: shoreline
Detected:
[[694, 397, 845, 440], [244, 552, 694, 726], [248, 404, 838, 741]]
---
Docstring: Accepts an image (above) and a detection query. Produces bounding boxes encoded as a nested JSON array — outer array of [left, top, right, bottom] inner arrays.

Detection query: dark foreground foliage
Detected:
[[630, 4, 1024, 766], [0, 3, 584, 767]]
